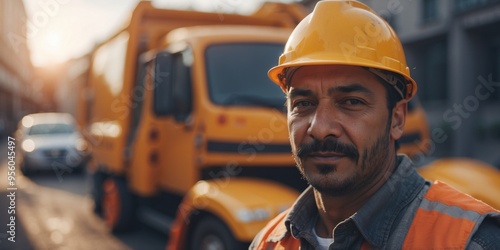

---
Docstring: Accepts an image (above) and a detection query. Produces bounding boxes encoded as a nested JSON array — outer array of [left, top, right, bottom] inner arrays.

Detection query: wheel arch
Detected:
[[167, 178, 299, 249], [184, 210, 244, 249]]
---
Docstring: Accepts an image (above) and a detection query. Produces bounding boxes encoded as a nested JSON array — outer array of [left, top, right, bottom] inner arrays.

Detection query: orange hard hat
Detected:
[[268, 0, 417, 100]]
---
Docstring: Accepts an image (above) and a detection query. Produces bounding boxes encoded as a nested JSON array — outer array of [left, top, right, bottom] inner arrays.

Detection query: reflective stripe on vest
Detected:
[[402, 181, 499, 249]]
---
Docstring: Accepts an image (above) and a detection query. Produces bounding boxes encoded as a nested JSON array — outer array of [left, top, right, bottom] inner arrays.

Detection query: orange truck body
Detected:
[[81, 1, 308, 249]]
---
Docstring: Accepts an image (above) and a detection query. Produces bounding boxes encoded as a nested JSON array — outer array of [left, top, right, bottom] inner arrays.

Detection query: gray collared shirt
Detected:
[[251, 154, 500, 249]]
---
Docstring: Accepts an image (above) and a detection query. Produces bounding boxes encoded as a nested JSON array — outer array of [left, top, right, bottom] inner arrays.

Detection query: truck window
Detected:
[[205, 43, 285, 110], [153, 49, 193, 121]]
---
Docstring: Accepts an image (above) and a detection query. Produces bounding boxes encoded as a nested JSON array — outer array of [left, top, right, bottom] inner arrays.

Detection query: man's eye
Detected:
[[342, 99, 364, 106], [294, 100, 315, 107]]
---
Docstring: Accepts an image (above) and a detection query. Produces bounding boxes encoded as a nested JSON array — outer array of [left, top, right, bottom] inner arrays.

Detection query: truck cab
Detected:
[[82, 2, 309, 249], [132, 25, 309, 249]]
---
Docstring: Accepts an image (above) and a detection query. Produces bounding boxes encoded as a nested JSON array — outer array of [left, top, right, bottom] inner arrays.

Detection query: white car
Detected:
[[16, 113, 89, 175]]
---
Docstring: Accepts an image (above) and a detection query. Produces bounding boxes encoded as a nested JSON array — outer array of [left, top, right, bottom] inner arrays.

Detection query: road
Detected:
[[0, 143, 167, 250]]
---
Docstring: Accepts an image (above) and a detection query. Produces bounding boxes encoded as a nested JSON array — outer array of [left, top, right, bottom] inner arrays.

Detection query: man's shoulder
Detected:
[[401, 181, 500, 249], [425, 181, 497, 213], [249, 209, 291, 249], [469, 216, 500, 250], [250, 186, 317, 248], [249, 208, 307, 250]]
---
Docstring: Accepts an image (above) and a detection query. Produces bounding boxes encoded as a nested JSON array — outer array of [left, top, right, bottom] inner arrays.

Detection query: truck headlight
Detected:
[[236, 208, 271, 222]]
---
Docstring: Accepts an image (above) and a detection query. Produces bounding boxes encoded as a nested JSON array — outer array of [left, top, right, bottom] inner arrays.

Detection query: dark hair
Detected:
[[380, 75, 404, 151], [384, 78, 403, 114]]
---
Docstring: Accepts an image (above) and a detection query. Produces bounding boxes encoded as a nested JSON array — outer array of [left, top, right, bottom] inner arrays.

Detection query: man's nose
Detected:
[[307, 100, 343, 140]]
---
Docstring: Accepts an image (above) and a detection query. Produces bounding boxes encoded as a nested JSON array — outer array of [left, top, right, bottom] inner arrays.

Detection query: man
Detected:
[[250, 1, 500, 249]]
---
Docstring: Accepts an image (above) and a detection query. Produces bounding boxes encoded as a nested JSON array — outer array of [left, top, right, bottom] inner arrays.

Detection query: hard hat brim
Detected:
[[268, 57, 417, 100]]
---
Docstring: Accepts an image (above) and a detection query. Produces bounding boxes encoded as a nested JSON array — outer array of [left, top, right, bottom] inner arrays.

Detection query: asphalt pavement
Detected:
[[0, 136, 167, 250]]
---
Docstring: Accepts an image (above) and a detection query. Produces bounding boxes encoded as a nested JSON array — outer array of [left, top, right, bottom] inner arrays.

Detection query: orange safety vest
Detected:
[[252, 181, 499, 250]]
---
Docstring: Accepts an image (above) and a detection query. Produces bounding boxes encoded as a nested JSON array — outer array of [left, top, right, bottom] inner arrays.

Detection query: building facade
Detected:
[[55, 54, 90, 126], [356, 0, 500, 165], [0, 0, 41, 138]]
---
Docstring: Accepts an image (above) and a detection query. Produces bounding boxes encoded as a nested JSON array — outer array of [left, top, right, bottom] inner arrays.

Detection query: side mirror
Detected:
[[153, 52, 174, 116]]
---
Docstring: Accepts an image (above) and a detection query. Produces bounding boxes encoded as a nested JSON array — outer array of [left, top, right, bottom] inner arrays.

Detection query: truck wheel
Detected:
[[102, 177, 135, 232], [91, 170, 105, 215], [191, 216, 247, 250]]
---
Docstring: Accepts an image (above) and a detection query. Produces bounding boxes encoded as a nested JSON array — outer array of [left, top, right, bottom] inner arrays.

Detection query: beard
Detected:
[[293, 130, 390, 196]]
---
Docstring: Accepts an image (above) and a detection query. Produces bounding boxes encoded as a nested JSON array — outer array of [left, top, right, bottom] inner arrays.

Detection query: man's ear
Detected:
[[391, 100, 407, 140]]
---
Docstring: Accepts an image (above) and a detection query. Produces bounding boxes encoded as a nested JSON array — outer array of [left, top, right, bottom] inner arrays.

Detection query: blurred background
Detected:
[[1, 0, 499, 165], [0, 0, 499, 249]]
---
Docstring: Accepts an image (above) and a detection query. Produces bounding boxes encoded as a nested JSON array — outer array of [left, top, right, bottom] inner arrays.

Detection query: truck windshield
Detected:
[[205, 43, 285, 110]]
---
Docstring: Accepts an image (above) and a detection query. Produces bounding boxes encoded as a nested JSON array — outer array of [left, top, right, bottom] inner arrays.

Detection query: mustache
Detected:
[[296, 138, 359, 162]]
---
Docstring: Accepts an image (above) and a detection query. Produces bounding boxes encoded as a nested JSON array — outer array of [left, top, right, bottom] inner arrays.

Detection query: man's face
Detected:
[[287, 65, 398, 196]]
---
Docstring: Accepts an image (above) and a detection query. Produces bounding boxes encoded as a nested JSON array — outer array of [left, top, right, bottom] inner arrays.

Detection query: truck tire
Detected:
[[102, 177, 136, 232], [190, 216, 247, 250]]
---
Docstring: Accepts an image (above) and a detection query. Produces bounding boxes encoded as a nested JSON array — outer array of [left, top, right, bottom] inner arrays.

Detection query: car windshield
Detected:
[[28, 123, 75, 135], [205, 43, 285, 109]]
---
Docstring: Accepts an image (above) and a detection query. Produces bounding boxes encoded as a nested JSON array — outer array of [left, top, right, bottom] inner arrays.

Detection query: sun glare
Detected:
[[36, 30, 66, 65], [44, 31, 63, 52]]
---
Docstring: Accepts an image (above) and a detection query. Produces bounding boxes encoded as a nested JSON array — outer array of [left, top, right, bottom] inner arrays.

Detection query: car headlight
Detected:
[[75, 138, 88, 151], [22, 139, 36, 152]]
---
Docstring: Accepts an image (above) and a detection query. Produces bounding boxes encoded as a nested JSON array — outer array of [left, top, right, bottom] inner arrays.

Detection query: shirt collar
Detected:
[[285, 185, 317, 237], [351, 155, 425, 247], [266, 186, 317, 243], [284, 155, 426, 247]]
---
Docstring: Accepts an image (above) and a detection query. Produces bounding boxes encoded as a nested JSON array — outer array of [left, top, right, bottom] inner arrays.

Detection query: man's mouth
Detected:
[[307, 152, 347, 162]]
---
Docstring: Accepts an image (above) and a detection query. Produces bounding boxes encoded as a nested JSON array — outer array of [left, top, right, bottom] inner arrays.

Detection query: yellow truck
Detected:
[[80, 1, 308, 249], [80, 1, 500, 249]]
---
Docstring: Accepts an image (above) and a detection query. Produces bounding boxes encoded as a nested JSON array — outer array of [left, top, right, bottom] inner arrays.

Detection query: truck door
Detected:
[[153, 47, 198, 194]]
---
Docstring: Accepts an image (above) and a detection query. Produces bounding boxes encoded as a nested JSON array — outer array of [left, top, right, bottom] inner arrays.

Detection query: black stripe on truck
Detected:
[[206, 140, 291, 154]]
